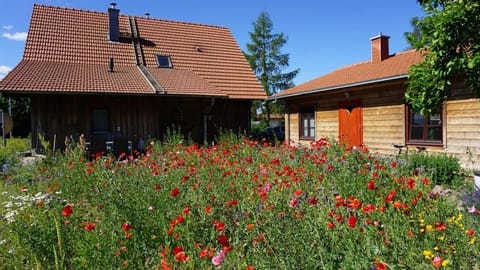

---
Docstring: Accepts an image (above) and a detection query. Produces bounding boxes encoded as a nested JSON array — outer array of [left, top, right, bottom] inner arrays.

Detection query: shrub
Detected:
[[0, 137, 30, 169], [405, 152, 464, 186]]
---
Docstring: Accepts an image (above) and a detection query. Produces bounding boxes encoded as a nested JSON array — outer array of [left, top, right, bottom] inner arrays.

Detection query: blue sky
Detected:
[[0, 1, 425, 85]]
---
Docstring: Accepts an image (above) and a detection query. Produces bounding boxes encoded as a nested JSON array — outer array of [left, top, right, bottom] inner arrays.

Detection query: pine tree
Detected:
[[244, 11, 299, 126]]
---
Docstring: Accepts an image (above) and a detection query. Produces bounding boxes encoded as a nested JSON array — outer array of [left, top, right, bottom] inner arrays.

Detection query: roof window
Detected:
[[156, 55, 173, 68]]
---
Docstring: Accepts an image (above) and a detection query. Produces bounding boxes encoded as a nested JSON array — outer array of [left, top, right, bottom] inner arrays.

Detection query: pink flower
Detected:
[[211, 250, 226, 266], [432, 255, 442, 268], [263, 183, 272, 192], [289, 197, 298, 208]]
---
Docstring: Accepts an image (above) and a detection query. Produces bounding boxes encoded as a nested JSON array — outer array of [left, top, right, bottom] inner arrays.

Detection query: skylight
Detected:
[[156, 55, 173, 68]]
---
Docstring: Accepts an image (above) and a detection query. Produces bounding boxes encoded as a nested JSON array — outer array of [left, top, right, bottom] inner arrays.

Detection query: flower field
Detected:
[[1, 136, 479, 269]]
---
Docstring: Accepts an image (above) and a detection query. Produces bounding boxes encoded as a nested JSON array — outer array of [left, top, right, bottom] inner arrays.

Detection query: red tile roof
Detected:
[[272, 49, 424, 99], [0, 4, 266, 99]]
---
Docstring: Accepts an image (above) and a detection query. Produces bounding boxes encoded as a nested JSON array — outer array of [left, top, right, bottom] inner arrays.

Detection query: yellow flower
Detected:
[[434, 246, 440, 251], [469, 237, 477, 245], [426, 224, 433, 232], [438, 235, 445, 241], [423, 250, 433, 260], [442, 259, 449, 267]]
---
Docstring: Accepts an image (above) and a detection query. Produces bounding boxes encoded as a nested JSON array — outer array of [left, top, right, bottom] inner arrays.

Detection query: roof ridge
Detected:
[[134, 16, 229, 30], [33, 4, 107, 17], [322, 49, 421, 75], [33, 4, 229, 30]]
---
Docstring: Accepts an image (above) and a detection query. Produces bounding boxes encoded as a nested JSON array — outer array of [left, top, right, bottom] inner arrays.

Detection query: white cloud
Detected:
[[2, 32, 27, 41], [0, 65, 12, 80], [2, 25, 13, 30]]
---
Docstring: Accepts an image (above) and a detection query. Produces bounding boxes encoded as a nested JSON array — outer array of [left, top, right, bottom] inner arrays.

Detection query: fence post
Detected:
[[1, 110, 5, 147]]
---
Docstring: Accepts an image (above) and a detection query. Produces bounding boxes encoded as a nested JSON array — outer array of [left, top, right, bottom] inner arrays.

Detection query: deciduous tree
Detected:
[[406, 0, 480, 115]]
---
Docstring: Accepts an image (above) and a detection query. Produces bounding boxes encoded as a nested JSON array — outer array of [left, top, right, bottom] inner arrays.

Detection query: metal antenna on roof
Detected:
[[109, 57, 114, 72], [145, 13, 150, 19]]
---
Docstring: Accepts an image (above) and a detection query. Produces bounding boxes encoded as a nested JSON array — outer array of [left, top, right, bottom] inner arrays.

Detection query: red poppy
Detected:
[[155, 184, 161, 190], [407, 178, 416, 189], [348, 216, 357, 228], [225, 200, 238, 207], [218, 234, 229, 247], [62, 204, 73, 217], [334, 195, 345, 207], [246, 266, 255, 270], [82, 222, 95, 231], [326, 221, 335, 229], [362, 204, 376, 214], [172, 246, 189, 262], [122, 222, 132, 232], [204, 205, 212, 214], [467, 228, 475, 237], [308, 197, 318, 205], [199, 247, 214, 258], [347, 196, 361, 209], [393, 200, 403, 209], [384, 190, 397, 203], [367, 180, 376, 190], [170, 187, 180, 197], [434, 222, 447, 231], [175, 215, 185, 225], [213, 220, 225, 231]]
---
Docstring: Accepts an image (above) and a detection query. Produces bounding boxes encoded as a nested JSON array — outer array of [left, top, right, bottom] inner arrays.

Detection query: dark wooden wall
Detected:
[[29, 94, 251, 151]]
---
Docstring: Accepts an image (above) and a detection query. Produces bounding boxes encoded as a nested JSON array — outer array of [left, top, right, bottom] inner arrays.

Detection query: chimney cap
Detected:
[[110, 2, 117, 9], [145, 13, 150, 18], [370, 32, 390, 40]]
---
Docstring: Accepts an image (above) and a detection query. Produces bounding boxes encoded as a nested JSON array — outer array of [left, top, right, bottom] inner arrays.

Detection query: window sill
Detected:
[[300, 137, 315, 141], [406, 141, 443, 147]]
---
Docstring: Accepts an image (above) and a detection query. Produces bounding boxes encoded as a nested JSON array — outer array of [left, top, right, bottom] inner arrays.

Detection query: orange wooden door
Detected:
[[338, 99, 363, 147]]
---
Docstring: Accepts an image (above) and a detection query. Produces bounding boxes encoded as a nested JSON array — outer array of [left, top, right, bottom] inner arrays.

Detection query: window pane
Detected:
[[410, 127, 424, 140], [429, 114, 441, 125], [412, 113, 424, 125], [303, 127, 309, 137], [309, 127, 315, 137], [427, 127, 442, 140]]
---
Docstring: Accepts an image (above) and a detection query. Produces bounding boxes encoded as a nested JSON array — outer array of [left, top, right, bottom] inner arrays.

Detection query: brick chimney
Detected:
[[108, 3, 119, 42], [370, 34, 390, 62]]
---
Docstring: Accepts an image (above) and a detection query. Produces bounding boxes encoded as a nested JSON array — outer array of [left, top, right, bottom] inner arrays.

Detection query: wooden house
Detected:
[[0, 4, 265, 153], [271, 34, 480, 167]]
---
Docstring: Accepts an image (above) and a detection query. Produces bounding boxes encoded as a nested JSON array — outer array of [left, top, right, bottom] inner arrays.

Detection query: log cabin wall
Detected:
[[30, 94, 251, 151], [283, 80, 480, 168], [285, 81, 405, 150]]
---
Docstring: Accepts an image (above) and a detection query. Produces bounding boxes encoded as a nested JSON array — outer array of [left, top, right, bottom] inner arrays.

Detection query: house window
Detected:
[[92, 109, 109, 134], [156, 55, 173, 68], [300, 109, 315, 139], [407, 108, 442, 144]]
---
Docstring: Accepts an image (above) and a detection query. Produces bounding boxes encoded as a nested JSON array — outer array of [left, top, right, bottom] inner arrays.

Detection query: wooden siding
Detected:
[[30, 94, 251, 151], [445, 99, 480, 167], [284, 80, 480, 168]]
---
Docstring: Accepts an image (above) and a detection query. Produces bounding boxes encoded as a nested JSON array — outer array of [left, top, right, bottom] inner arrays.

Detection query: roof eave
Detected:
[[268, 74, 409, 101]]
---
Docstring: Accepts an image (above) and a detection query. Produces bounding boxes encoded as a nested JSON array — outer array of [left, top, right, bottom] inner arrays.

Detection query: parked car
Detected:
[[250, 126, 285, 143]]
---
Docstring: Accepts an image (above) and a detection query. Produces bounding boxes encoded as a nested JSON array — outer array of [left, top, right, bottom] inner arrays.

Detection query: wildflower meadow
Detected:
[[0, 135, 479, 269]]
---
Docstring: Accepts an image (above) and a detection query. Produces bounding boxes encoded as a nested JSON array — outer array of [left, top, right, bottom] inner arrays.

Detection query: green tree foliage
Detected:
[[0, 94, 31, 137], [406, 0, 480, 115], [403, 17, 422, 50], [244, 11, 299, 125]]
